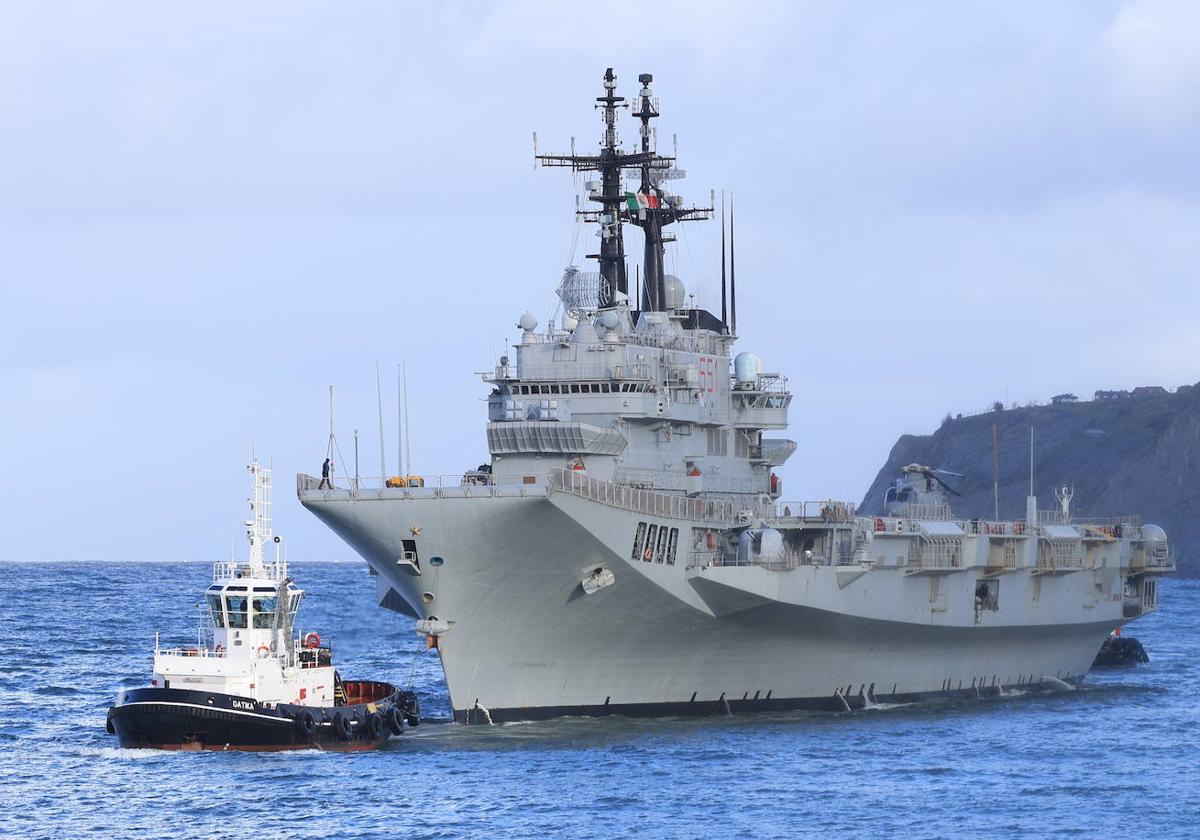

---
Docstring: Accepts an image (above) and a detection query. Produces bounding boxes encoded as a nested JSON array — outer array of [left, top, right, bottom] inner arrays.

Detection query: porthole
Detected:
[[421, 592, 435, 604], [429, 556, 445, 567]]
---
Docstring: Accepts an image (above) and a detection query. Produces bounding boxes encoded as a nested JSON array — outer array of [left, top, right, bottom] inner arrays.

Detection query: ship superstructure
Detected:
[[299, 69, 1173, 723]]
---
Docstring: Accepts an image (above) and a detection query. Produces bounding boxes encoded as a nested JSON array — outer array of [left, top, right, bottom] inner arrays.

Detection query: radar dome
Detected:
[[518, 312, 538, 332], [562, 314, 579, 331], [663, 275, 686, 310], [734, 352, 762, 385], [1141, 524, 1167, 544], [598, 310, 619, 331]]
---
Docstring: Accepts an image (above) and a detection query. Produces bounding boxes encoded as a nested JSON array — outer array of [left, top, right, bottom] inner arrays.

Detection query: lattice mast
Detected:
[[536, 69, 711, 313]]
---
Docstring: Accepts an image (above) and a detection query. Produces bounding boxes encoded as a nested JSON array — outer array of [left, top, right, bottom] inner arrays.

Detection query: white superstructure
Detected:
[[154, 461, 335, 706]]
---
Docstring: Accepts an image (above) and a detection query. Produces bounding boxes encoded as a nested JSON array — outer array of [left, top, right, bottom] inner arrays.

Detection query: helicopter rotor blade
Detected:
[[931, 474, 963, 497]]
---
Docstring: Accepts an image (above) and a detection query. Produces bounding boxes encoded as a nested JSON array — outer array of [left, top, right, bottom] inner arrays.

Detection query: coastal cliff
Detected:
[[860, 388, 1200, 576]]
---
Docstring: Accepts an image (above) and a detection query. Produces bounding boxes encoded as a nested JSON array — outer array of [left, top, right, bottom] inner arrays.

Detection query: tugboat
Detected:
[[107, 461, 419, 751]]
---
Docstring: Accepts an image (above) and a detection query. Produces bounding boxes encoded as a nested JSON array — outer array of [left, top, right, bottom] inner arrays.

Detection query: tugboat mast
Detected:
[[536, 68, 711, 314]]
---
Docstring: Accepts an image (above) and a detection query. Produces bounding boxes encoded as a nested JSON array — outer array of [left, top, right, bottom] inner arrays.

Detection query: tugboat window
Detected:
[[225, 595, 248, 629], [252, 596, 277, 628], [206, 593, 225, 628]]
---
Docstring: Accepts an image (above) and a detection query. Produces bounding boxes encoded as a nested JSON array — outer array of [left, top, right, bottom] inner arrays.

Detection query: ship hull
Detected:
[[107, 686, 413, 751], [302, 487, 1125, 723]]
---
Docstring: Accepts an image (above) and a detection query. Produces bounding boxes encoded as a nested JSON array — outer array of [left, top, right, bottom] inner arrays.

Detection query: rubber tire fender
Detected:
[[331, 712, 352, 741], [384, 706, 405, 736], [294, 710, 317, 739], [363, 711, 383, 740]]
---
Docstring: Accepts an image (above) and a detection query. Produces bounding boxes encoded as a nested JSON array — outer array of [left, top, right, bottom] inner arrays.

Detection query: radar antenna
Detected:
[[536, 69, 712, 312]]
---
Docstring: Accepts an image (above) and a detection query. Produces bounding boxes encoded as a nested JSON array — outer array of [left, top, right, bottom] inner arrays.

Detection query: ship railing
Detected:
[[1038, 510, 1143, 532], [867, 517, 927, 536], [906, 539, 963, 571], [156, 644, 227, 659], [888, 502, 954, 521], [297, 473, 550, 500], [549, 469, 734, 522], [624, 330, 726, 356], [731, 373, 790, 394], [961, 519, 1031, 537], [688, 548, 814, 571], [1128, 544, 1175, 571], [507, 364, 654, 383], [1147, 544, 1173, 569], [212, 560, 288, 581], [771, 500, 857, 523], [616, 466, 763, 496], [1037, 538, 1084, 572]]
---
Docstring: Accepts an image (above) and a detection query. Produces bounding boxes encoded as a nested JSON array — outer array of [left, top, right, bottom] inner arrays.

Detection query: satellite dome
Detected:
[[663, 275, 686, 310], [734, 352, 762, 385], [518, 312, 539, 332], [1141, 524, 1167, 543], [598, 310, 619, 331]]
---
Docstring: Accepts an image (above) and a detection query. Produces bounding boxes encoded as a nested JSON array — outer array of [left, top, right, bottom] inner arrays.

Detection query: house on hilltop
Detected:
[[1094, 389, 1129, 401], [1131, 386, 1168, 398], [1051, 393, 1079, 405]]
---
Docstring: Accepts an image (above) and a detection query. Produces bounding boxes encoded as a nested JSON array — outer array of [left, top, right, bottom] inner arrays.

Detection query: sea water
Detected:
[[1, 561, 1196, 838]]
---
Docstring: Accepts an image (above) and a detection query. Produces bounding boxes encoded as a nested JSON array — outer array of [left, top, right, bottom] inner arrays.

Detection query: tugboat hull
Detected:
[[107, 683, 418, 752]]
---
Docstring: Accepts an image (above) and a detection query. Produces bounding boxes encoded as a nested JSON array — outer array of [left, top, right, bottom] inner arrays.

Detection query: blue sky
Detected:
[[3, 1, 1198, 562]]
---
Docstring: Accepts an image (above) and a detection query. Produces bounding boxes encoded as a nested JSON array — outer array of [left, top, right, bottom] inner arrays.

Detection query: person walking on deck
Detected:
[[319, 458, 333, 489]]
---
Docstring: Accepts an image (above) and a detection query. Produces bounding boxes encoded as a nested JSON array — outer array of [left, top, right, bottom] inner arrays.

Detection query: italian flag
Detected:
[[625, 192, 660, 211]]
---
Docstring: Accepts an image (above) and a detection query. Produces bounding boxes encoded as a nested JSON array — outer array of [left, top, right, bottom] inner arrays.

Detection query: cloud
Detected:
[[1101, 0, 1200, 126]]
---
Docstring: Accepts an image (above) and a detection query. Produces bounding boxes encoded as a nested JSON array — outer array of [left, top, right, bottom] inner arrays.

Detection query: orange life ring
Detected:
[[874, 517, 885, 532], [257, 645, 271, 658], [643, 546, 653, 561], [705, 530, 716, 550], [304, 631, 321, 649]]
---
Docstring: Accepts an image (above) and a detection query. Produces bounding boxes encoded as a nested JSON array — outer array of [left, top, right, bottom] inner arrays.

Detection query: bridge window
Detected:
[[206, 593, 225, 628], [667, 528, 679, 565], [632, 522, 647, 562], [225, 595, 248, 629], [601, 383, 611, 393], [252, 596, 278, 628]]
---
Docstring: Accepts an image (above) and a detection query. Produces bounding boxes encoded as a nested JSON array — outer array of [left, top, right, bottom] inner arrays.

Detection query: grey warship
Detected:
[[299, 69, 1174, 723]]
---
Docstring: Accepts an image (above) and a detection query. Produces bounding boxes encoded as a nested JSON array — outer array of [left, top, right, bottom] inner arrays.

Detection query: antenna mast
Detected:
[[992, 423, 999, 520], [536, 69, 711, 312], [729, 194, 737, 334], [720, 191, 727, 328], [402, 360, 412, 479], [375, 360, 387, 481]]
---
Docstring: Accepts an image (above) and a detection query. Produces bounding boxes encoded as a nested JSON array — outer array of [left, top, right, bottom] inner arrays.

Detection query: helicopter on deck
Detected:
[[883, 463, 965, 517]]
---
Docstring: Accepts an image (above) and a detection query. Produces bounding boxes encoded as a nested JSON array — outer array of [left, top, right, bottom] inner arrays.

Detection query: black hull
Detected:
[[453, 677, 1085, 723], [107, 685, 418, 752]]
